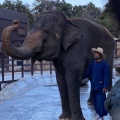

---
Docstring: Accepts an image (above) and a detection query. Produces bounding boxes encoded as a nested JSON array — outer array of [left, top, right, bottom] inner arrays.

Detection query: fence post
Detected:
[[12, 58, 14, 81], [50, 61, 52, 74], [1, 48, 4, 82], [31, 62, 34, 76], [40, 61, 43, 74], [21, 60, 24, 78], [115, 41, 118, 59], [0, 84, 1, 90]]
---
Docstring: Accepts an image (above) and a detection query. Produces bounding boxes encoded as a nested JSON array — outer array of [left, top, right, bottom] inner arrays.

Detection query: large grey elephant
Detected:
[[2, 11, 115, 120]]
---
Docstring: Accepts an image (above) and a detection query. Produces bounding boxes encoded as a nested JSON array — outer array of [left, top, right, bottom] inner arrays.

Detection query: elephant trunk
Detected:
[[2, 20, 43, 60]]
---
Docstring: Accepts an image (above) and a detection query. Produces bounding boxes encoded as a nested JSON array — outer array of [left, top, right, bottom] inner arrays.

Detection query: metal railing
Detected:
[[0, 49, 54, 90]]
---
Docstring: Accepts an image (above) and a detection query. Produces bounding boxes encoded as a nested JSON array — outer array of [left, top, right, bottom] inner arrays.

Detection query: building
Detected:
[[0, 8, 28, 70]]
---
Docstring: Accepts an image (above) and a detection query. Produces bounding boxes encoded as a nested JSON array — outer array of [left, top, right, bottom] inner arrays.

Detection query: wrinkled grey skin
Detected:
[[105, 80, 120, 120], [0, 42, 1, 54], [2, 11, 115, 120]]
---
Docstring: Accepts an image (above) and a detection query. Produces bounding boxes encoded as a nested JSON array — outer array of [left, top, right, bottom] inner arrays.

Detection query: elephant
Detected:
[[2, 11, 115, 120], [105, 79, 120, 120]]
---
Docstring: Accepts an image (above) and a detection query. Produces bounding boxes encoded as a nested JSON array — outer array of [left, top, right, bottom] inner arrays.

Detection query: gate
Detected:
[[0, 8, 54, 90]]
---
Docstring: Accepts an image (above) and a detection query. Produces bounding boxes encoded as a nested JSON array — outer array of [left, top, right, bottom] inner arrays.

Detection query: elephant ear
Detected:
[[62, 20, 83, 50]]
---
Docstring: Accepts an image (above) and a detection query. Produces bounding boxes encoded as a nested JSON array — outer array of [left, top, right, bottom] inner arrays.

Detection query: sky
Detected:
[[0, 0, 108, 8]]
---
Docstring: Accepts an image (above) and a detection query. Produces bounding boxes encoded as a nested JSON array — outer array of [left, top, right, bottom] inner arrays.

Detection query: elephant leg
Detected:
[[65, 70, 85, 120], [102, 41, 115, 91], [108, 59, 114, 91], [54, 65, 71, 120], [56, 74, 71, 119]]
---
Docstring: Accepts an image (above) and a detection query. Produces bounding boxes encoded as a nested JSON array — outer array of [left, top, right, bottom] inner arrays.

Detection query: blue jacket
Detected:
[[84, 60, 109, 90]]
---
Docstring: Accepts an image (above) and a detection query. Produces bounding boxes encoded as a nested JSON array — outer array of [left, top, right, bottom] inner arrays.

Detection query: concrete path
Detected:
[[0, 70, 119, 120]]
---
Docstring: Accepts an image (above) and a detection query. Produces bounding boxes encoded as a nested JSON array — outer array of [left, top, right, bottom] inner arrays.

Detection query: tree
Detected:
[[33, 0, 73, 18], [33, 1, 102, 19], [56, 1, 73, 18], [100, 2, 120, 37], [82, 2, 102, 20], [33, 0, 57, 15], [72, 5, 83, 17], [1, 0, 15, 10]]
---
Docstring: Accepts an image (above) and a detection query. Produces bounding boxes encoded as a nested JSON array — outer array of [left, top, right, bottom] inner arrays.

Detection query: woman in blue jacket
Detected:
[[84, 47, 109, 120]]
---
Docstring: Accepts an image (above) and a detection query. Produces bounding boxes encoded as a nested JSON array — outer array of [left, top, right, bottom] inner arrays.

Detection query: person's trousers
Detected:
[[92, 89, 108, 117]]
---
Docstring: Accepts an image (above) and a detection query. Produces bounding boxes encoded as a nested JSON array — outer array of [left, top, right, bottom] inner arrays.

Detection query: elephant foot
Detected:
[[59, 112, 71, 120], [59, 118, 70, 120], [71, 116, 85, 120], [87, 98, 92, 105]]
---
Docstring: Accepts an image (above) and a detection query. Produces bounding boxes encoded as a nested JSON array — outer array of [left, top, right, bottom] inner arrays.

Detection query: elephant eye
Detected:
[[44, 28, 51, 36]]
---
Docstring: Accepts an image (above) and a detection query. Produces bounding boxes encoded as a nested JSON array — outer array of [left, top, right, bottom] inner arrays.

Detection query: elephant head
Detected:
[[2, 11, 82, 63]]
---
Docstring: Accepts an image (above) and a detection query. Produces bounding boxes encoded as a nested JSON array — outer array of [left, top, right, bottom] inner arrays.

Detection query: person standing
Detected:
[[84, 47, 109, 120]]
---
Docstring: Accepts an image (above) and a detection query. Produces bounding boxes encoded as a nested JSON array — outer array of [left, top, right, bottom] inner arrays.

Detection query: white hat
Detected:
[[91, 47, 106, 59]]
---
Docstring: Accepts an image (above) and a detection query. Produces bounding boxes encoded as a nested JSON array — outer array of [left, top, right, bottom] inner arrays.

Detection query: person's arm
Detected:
[[103, 63, 109, 93]]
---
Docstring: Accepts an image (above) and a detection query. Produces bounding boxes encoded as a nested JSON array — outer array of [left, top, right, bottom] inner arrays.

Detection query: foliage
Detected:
[[100, 2, 120, 37], [32, 1, 101, 19], [33, 0, 73, 18]]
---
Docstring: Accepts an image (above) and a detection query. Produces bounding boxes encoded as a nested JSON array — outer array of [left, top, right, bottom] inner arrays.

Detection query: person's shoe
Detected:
[[92, 114, 99, 120], [98, 117, 104, 120]]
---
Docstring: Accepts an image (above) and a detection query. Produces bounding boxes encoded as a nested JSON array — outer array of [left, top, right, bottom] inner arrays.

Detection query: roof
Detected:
[[0, 8, 28, 23]]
